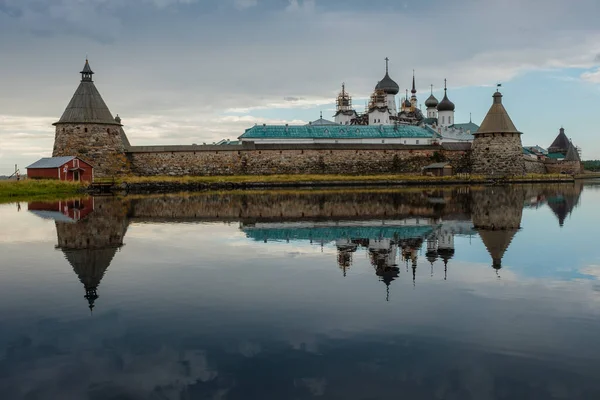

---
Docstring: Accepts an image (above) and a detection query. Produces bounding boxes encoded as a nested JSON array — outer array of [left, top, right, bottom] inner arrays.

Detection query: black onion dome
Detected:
[[437, 90, 455, 112], [376, 73, 400, 95], [425, 94, 439, 108], [404, 99, 411, 107]]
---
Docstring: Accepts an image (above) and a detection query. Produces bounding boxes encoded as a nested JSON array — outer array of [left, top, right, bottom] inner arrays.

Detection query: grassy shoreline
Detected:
[[109, 173, 577, 185], [0, 180, 83, 203], [0, 173, 587, 203]]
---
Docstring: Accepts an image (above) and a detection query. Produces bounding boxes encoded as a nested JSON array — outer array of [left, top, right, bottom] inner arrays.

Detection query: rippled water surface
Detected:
[[1, 183, 600, 399]]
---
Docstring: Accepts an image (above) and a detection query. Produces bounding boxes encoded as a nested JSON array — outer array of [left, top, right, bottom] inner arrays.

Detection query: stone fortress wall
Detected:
[[126, 144, 471, 177], [524, 158, 547, 174]]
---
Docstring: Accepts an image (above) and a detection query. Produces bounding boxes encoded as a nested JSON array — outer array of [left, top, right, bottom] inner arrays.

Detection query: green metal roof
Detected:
[[240, 124, 434, 140], [243, 225, 436, 242], [449, 122, 479, 133], [547, 152, 565, 159]]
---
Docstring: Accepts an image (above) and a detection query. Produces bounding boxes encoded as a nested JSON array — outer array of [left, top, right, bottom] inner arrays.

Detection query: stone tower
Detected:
[[53, 60, 130, 177], [471, 89, 524, 176]]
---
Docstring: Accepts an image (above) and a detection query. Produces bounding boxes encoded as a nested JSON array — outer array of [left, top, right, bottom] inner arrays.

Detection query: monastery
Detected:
[[45, 59, 583, 178]]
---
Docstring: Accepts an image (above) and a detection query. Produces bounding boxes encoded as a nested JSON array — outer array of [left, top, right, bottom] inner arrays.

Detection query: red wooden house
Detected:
[[26, 156, 93, 182]]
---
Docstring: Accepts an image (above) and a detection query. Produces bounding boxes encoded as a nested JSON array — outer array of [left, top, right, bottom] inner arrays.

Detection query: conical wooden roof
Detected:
[[54, 60, 121, 126], [475, 91, 520, 134], [548, 128, 570, 153], [565, 141, 581, 162]]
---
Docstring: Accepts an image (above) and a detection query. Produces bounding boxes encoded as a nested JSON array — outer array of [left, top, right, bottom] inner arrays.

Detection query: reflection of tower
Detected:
[[546, 182, 583, 227], [437, 226, 455, 280], [426, 237, 438, 277], [471, 187, 525, 275], [336, 239, 357, 277], [54, 197, 129, 312], [368, 238, 399, 301], [400, 238, 422, 286]]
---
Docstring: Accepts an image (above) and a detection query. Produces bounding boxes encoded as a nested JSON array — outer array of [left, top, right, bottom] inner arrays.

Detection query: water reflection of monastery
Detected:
[[242, 218, 474, 298], [26, 183, 583, 308]]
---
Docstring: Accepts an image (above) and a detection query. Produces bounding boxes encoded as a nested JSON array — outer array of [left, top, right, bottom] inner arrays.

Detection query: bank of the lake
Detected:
[[0, 180, 83, 203], [0, 173, 587, 200], [107, 173, 577, 194]]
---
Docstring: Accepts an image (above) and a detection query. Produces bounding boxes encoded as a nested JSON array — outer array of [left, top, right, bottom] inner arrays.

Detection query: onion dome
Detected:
[[437, 85, 455, 112], [425, 94, 438, 108], [404, 98, 411, 108], [375, 57, 400, 95]]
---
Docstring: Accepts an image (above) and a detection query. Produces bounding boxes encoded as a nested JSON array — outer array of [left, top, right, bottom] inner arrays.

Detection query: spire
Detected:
[[320, 111, 323, 119], [411, 70, 416, 95], [81, 58, 94, 82], [470, 112, 472, 123], [385, 57, 389, 74]]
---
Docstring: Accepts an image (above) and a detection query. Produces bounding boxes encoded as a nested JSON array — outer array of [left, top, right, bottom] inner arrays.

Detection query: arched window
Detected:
[[442, 116, 445, 124]]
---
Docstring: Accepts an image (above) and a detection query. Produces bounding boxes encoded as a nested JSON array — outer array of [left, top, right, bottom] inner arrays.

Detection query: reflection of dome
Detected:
[[426, 250, 438, 264]]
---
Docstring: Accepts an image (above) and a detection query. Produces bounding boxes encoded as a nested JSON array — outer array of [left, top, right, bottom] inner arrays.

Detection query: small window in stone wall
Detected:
[[84, 128, 88, 133], [416, 140, 419, 144], [107, 128, 110, 133]]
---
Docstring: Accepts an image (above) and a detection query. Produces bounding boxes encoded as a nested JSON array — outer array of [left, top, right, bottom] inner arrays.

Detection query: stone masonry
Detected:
[[53, 123, 129, 177], [127, 147, 470, 176], [471, 133, 525, 176]]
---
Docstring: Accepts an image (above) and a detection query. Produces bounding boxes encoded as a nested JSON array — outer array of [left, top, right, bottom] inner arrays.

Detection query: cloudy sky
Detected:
[[1, 0, 600, 174]]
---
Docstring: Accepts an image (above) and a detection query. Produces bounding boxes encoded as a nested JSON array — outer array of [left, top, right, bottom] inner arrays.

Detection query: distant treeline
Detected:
[[583, 160, 600, 171]]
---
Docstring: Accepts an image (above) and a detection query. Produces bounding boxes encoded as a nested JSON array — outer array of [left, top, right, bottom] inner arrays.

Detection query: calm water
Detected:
[[1, 183, 600, 399]]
